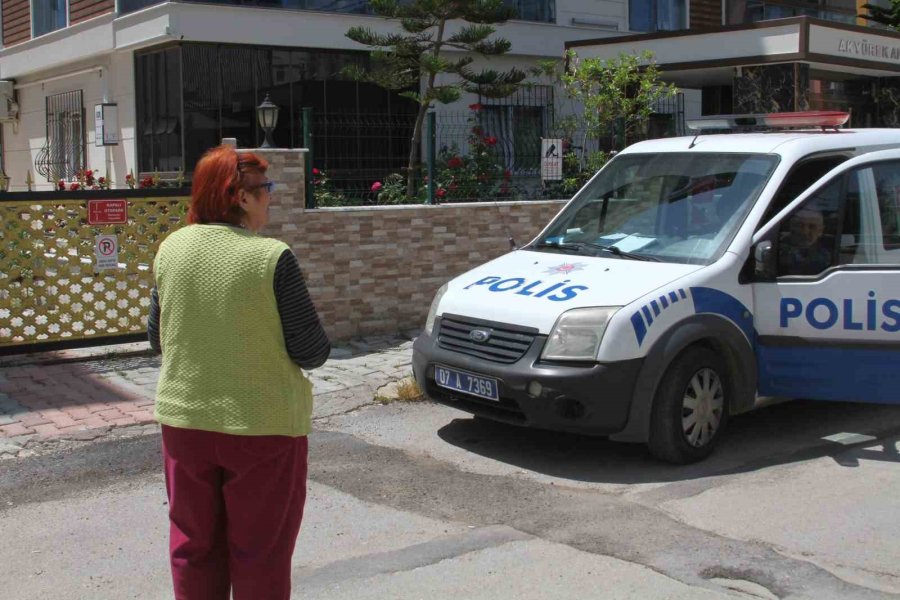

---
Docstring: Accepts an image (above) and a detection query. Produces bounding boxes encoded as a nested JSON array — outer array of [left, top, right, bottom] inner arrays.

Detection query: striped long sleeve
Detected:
[[273, 249, 331, 369]]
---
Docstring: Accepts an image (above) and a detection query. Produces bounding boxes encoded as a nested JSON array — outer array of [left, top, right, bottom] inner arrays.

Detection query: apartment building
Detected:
[[0, 0, 893, 190]]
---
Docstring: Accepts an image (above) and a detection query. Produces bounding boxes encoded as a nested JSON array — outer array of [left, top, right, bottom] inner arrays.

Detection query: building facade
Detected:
[[0, 0, 893, 191]]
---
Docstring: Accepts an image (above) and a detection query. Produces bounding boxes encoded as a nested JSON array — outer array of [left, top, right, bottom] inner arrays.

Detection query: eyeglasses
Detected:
[[249, 182, 275, 194]]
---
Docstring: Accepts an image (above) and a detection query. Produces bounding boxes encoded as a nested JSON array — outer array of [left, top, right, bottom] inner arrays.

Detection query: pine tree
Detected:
[[346, 0, 526, 198], [861, 0, 900, 30]]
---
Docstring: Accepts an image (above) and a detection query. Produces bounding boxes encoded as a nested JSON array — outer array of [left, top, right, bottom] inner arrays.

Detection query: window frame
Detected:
[[31, 0, 69, 39], [41, 90, 86, 183], [771, 159, 900, 278]]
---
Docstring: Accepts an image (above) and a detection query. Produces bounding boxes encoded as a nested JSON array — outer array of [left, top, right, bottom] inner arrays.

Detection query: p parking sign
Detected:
[[94, 234, 119, 271]]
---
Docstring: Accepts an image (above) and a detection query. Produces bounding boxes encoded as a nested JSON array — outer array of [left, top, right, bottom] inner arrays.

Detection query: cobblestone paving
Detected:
[[0, 331, 419, 459]]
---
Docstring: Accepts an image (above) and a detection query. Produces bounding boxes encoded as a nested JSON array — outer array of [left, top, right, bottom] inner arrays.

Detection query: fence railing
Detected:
[[0, 188, 190, 354], [304, 96, 687, 207]]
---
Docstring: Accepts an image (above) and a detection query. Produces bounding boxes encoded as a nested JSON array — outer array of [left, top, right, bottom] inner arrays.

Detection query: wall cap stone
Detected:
[[307, 199, 567, 214], [237, 148, 310, 154]]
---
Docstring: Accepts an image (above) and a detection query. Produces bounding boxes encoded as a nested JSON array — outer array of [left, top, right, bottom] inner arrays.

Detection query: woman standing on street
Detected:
[[147, 144, 331, 600]]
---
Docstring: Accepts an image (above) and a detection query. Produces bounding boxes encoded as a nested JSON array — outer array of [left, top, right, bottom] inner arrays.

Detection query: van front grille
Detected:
[[437, 315, 538, 363]]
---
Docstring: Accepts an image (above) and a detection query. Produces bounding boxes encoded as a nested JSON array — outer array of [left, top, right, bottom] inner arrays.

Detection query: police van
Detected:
[[411, 112, 900, 464]]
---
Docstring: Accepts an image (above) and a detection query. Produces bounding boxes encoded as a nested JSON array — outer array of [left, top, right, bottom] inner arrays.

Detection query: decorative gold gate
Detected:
[[0, 190, 189, 354]]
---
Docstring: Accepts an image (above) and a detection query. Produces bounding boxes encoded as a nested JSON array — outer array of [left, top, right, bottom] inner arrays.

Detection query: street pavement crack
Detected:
[[1, 427, 896, 599], [293, 525, 531, 590], [308, 429, 896, 600]]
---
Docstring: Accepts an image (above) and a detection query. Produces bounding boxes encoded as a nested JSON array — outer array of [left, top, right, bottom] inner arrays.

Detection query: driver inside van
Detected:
[[779, 207, 832, 275]]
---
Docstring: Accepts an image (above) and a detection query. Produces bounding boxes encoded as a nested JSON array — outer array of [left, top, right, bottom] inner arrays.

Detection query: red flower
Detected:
[[436, 188, 447, 198], [69, 182, 80, 191], [125, 173, 134, 181], [447, 157, 463, 169], [312, 168, 321, 175], [503, 169, 511, 181], [468, 103, 483, 112], [313, 179, 321, 186], [484, 136, 498, 146], [371, 181, 382, 192], [98, 177, 106, 184], [58, 180, 66, 191], [140, 176, 154, 188], [84, 169, 93, 177]]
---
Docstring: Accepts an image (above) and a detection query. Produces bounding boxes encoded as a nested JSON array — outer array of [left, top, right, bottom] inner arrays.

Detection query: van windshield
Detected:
[[532, 152, 779, 265]]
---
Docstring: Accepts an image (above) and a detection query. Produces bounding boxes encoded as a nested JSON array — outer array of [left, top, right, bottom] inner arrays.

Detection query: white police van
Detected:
[[412, 112, 900, 463]]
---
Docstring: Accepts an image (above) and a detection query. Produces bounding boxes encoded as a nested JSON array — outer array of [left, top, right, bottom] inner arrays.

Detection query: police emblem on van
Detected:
[[544, 262, 586, 275], [469, 328, 492, 343]]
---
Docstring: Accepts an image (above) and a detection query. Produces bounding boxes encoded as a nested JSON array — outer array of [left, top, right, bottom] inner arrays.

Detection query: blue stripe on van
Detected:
[[630, 312, 647, 346], [757, 345, 900, 404]]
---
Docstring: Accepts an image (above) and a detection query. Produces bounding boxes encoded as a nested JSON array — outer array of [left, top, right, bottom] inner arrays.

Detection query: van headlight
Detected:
[[424, 283, 449, 336], [541, 307, 620, 361]]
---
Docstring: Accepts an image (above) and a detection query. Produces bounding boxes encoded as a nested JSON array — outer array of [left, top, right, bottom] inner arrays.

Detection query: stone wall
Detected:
[[254, 148, 566, 341]]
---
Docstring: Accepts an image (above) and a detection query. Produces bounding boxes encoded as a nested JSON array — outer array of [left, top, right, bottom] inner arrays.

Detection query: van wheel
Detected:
[[648, 346, 729, 464]]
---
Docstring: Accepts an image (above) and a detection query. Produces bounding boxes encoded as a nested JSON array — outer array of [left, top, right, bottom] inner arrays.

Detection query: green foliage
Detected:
[[311, 168, 348, 207], [371, 173, 414, 204], [558, 50, 677, 150], [861, 0, 900, 29], [543, 147, 609, 198], [344, 0, 526, 197], [432, 104, 510, 201]]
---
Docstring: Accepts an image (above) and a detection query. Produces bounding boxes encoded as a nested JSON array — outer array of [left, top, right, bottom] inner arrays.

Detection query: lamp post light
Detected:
[[256, 93, 280, 149]]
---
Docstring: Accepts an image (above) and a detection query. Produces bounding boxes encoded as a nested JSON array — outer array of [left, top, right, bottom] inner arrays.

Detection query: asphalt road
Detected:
[[2, 396, 900, 599]]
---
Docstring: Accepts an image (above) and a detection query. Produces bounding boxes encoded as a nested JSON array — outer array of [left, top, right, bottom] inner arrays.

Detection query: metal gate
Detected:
[[0, 189, 189, 354]]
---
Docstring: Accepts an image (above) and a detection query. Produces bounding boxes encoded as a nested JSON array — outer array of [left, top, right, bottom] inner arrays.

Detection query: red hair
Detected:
[[187, 145, 269, 226]]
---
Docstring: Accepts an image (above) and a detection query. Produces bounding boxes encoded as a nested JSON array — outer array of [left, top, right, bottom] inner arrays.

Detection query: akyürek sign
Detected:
[[837, 38, 900, 61], [808, 24, 900, 67]]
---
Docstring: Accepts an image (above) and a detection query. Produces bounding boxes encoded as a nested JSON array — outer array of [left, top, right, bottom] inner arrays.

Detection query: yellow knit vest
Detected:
[[153, 224, 313, 437]]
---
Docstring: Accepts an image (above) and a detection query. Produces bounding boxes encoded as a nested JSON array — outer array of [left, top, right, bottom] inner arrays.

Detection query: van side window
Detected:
[[764, 155, 849, 225], [776, 177, 843, 277], [859, 161, 900, 265]]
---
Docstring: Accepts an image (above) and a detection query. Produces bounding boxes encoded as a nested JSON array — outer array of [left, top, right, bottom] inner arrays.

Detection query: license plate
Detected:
[[434, 365, 500, 402]]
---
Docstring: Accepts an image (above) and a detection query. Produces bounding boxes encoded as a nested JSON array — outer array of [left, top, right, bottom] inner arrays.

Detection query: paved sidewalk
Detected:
[[0, 332, 419, 459]]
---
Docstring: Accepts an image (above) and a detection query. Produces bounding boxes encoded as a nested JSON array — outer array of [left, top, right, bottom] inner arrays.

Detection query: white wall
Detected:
[[1, 54, 136, 191], [0, 0, 658, 189]]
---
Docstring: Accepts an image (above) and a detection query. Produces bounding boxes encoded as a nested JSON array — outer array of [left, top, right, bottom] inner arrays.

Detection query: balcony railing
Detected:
[[118, 0, 555, 22]]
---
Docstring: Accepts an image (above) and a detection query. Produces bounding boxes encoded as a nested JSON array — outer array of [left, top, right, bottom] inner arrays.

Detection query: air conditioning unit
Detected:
[[0, 80, 19, 122]]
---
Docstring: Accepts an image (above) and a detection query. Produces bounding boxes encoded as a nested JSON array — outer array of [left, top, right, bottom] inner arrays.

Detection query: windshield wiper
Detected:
[[577, 242, 662, 262], [531, 240, 661, 261], [530, 241, 585, 253]]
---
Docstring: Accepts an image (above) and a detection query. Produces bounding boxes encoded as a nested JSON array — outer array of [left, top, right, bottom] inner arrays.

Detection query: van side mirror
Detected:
[[754, 240, 775, 281]]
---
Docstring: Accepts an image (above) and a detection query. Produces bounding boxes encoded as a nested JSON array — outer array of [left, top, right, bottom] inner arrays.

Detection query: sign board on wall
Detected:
[[94, 234, 119, 271], [541, 138, 563, 180], [88, 199, 128, 225], [94, 103, 119, 146]]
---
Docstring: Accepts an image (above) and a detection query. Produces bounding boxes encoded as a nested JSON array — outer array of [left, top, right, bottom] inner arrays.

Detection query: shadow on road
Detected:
[[436, 399, 900, 484]]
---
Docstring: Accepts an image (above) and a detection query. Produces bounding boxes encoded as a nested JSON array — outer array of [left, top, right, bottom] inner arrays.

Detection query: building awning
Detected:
[[566, 17, 900, 87]]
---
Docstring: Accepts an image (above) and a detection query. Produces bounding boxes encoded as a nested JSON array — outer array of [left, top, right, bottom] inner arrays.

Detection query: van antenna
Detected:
[[689, 132, 700, 149], [496, 203, 518, 250]]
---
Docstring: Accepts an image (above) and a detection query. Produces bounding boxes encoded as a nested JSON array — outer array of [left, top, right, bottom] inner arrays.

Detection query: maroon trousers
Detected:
[[161, 425, 308, 600]]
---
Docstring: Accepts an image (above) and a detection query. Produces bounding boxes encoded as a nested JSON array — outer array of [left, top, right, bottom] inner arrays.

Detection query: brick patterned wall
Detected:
[[2, 0, 30, 47], [256, 149, 566, 341], [690, 0, 721, 29], [70, 0, 114, 24]]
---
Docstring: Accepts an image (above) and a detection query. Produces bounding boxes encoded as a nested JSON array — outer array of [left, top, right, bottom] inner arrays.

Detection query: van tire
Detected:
[[648, 346, 729, 464]]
